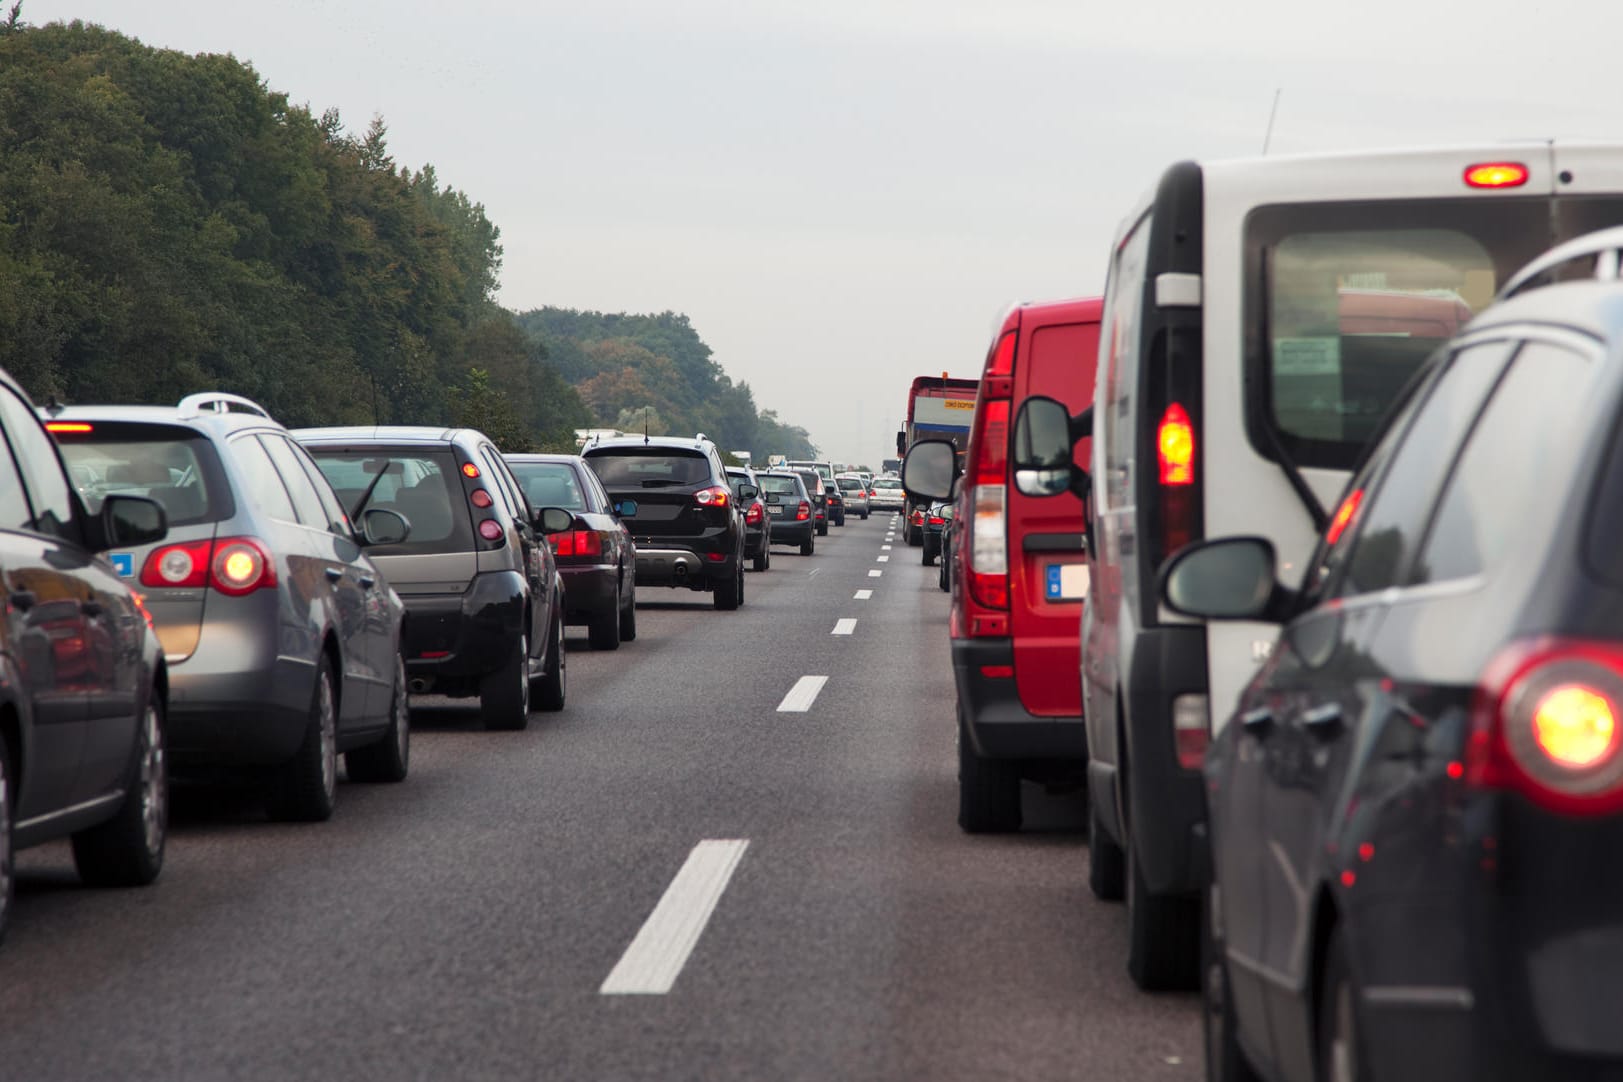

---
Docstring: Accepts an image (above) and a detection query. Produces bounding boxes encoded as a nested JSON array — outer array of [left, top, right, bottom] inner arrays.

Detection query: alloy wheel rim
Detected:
[[319, 676, 336, 800], [140, 703, 166, 855]]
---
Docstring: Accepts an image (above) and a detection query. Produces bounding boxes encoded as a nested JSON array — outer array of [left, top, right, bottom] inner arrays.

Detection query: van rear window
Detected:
[[1248, 198, 1555, 469]]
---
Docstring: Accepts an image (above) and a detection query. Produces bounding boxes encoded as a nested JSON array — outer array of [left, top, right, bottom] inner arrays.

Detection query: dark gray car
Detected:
[[755, 469, 816, 556]]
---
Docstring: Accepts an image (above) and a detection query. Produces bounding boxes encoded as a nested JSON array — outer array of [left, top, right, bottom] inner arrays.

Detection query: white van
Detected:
[[1014, 143, 1623, 991]]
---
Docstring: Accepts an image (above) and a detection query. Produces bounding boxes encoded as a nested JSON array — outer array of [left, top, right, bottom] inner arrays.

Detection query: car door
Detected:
[[1249, 338, 1516, 1080], [479, 445, 547, 662]]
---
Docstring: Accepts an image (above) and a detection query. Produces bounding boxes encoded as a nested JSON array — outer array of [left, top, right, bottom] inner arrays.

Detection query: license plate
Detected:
[[768, 505, 784, 515], [1045, 563, 1090, 601]]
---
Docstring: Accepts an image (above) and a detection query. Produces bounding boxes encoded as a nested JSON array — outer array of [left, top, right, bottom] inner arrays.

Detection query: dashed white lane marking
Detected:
[[600, 840, 750, 996], [832, 619, 857, 636], [877, 555, 890, 563], [868, 569, 883, 578], [777, 675, 829, 712], [808, 568, 821, 577], [882, 545, 892, 550], [854, 589, 873, 600]]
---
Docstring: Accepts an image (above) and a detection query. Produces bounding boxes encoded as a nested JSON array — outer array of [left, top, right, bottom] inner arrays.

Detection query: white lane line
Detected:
[[881, 545, 892, 550], [777, 675, 829, 712], [808, 568, 821, 577], [832, 618, 857, 636], [854, 589, 873, 600], [600, 840, 750, 995], [877, 555, 890, 563], [868, 569, 883, 578]]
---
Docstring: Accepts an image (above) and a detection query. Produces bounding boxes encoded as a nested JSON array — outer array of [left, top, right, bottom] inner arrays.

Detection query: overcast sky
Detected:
[[23, 0, 1623, 464]]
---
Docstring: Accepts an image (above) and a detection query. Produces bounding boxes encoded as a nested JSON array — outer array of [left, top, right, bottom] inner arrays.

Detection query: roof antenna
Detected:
[[1261, 87, 1282, 155], [43, 395, 66, 417], [643, 406, 650, 445]]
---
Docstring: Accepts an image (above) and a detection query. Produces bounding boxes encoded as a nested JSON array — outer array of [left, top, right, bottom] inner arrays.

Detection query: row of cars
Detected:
[[904, 143, 1623, 1081], [0, 387, 866, 944]]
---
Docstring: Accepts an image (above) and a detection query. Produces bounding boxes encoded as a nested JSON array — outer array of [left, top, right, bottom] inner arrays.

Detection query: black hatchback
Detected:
[[1164, 229, 1623, 1082]]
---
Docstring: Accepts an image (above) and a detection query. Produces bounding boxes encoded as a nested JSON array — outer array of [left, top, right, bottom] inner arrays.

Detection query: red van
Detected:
[[950, 297, 1100, 832]]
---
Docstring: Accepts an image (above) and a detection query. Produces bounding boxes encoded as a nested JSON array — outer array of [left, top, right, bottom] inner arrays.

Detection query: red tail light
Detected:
[[1158, 402, 1195, 486], [928, 515, 944, 526], [987, 329, 1017, 377], [964, 385, 1011, 618], [45, 422, 93, 434], [796, 501, 811, 521], [695, 485, 730, 508], [477, 519, 504, 542], [1467, 639, 1623, 815], [470, 489, 494, 509], [461, 462, 481, 478], [142, 537, 276, 595], [550, 529, 602, 558], [1173, 695, 1210, 770], [745, 503, 764, 525]]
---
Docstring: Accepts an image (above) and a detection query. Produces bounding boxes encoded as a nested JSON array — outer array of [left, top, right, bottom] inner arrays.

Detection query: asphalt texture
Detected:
[[0, 512, 1198, 1081]]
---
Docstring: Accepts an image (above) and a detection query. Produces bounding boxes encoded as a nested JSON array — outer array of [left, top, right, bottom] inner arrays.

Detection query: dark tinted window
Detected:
[[305, 449, 470, 552], [1419, 340, 1597, 584], [229, 435, 299, 523], [588, 449, 710, 486], [509, 461, 588, 511], [1332, 340, 1513, 597], [1, 389, 76, 541], [758, 474, 801, 499], [53, 423, 227, 527]]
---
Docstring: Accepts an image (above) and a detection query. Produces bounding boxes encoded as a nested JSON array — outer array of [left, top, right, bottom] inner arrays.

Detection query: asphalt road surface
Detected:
[[0, 513, 1198, 1081]]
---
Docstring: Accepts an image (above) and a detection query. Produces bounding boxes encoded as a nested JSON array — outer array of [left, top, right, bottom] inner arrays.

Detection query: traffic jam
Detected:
[[5, 143, 1623, 1081]]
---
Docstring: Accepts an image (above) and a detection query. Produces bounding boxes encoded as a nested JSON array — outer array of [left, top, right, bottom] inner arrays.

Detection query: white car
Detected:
[[868, 476, 906, 512]]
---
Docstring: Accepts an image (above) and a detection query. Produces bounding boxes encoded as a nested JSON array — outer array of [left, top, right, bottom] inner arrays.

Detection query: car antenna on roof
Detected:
[[42, 395, 66, 417]]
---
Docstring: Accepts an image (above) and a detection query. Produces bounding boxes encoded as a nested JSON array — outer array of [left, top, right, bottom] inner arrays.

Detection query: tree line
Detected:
[[0, 12, 817, 460]]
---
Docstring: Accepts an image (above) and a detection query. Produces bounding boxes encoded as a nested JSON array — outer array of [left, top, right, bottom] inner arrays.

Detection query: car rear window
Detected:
[[1247, 197, 1559, 470], [586, 449, 710, 487], [837, 477, 864, 491], [305, 448, 471, 553], [873, 478, 902, 490], [508, 461, 589, 511], [759, 474, 800, 495], [52, 422, 230, 527]]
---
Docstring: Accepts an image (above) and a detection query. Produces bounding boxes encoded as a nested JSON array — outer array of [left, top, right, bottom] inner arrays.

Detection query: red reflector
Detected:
[[1158, 402, 1195, 486], [421, 650, 450, 659], [1326, 488, 1363, 546], [1358, 842, 1375, 863], [470, 489, 494, 509], [979, 664, 1014, 679], [1464, 162, 1529, 189], [45, 421, 93, 433], [461, 462, 481, 478], [1174, 728, 1208, 771], [705, 551, 726, 562], [1341, 870, 1357, 888], [477, 519, 503, 541]]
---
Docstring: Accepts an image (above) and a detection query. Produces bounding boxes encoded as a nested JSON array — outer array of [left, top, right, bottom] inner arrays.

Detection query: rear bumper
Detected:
[[1123, 625, 1209, 897], [168, 656, 313, 768], [558, 563, 618, 621], [635, 544, 737, 588], [768, 517, 814, 544], [398, 571, 525, 680], [743, 523, 768, 556], [952, 637, 1086, 761]]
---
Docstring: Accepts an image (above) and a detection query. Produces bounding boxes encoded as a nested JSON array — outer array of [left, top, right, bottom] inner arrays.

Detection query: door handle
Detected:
[[358, 575, 376, 590], [324, 567, 343, 583], [8, 589, 37, 612], [1240, 707, 1275, 733], [1303, 703, 1344, 735], [81, 599, 104, 618]]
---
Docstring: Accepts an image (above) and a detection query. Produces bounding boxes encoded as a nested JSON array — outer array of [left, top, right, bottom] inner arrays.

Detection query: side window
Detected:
[[0, 416, 34, 534], [0, 387, 77, 541], [289, 443, 354, 536], [1322, 339, 1513, 599], [259, 434, 330, 529], [230, 434, 299, 523], [584, 468, 612, 513], [1100, 212, 1150, 509], [479, 447, 524, 518], [1418, 340, 1597, 584]]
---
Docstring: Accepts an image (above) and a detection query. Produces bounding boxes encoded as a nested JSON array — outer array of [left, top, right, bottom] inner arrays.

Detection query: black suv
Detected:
[[584, 435, 748, 611]]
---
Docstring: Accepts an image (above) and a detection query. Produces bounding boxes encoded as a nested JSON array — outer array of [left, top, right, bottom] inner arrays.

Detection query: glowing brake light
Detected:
[[141, 537, 276, 595], [45, 422, 93, 434], [795, 501, 811, 521], [212, 540, 272, 596], [1533, 686, 1616, 768], [1158, 403, 1195, 486], [1326, 489, 1364, 546], [461, 462, 481, 478], [551, 528, 602, 558], [1464, 162, 1529, 189]]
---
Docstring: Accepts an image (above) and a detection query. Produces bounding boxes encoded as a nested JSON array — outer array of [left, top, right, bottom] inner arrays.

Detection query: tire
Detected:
[[922, 540, 936, 566], [267, 659, 338, 822], [958, 711, 1021, 833], [346, 654, 410, 783], [1126, 832, 1201, 991], [72, 692, 167, 887], [588, 603, 621, 651], [619, 594, 638, 642], [800, 535, 814, 556], [1319, 926, 1366, 1082], [0, 739, 11, 944], [752, 549, 768, 572], [481, 629, 530, 731], [714, 562, 742, 611], [1088, 804, 1126, 901], [816, 520, 828, 536], [906, 522, 922, 546], [861, 511, 869, 520], [1203, 883, 1265, 1082], [536, 611, 566, 712]]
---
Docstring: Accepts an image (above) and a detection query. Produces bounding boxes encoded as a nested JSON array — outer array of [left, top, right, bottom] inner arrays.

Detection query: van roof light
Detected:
[[1464, 162, 1529, 190]]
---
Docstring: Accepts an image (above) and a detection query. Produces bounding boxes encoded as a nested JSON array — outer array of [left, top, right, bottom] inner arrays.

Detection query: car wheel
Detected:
[[1203, 882, 1265, 1082], [588, 603, 621, 651], [714, 562, 741, 610], [0, 740, 10, 944], [752, 550, 768, 572], [922, 540, 936, 566], [1126, 831, 1201, 990], [346, 654, 410, 783], [537, 611, 566, 712], [480, 629, 530, 731], [72, 690, 168, 887], [1088, 803, 1126, 901], [801, 535, 814, 556], [1319, 926, 1366, 1082], [619, 593, 638, 642], [267, 660, 338, 822], [861, 511, 869, 520], [957, 709, 1021, 833], [816, 521, 828, 536]]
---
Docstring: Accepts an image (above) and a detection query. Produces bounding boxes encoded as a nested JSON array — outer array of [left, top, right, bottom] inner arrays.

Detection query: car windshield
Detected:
[[52, 423, 227, 527], [508, 461, 588, 511], [837, 477, 863, 491], [306, 449, 467, 549], [588, 449, 710, 487]]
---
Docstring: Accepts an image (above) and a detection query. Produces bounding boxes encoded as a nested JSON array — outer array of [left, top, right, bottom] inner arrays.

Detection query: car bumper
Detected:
[[635, 545, 736, 589], [558, 563, 618, 621], [167, 657, 314, 768], [399, 571, 525, 681], [767, 517, 814, 543], [952, 637, 1086, 760]]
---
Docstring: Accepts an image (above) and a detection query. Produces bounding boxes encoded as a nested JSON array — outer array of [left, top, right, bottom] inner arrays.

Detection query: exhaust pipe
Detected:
[[409, 677, 433, 694]]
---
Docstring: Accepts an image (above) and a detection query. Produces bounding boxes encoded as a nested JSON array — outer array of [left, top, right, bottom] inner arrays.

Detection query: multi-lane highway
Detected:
[[0, 514, 1196, 1081]]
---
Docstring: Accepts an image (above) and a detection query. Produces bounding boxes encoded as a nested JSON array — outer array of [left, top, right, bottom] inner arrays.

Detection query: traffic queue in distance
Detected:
[[901, 143, 1623, 1081], [0, 383, 886, 945]]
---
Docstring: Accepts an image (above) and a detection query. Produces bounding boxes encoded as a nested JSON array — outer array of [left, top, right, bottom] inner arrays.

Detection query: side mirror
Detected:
[[535, 506, 575, 535], [1012, 397, 1091, 499], [902, 438, 958, 501], [614, 498, 639, 518], [1160, 537, 1286, 621], [94, 494, 167, 551], [738, 483, 759, 500], [360, 507, 411, 546]]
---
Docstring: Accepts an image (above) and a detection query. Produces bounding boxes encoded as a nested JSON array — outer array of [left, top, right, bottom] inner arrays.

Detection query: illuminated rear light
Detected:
[[705, 552, 726, 562], [461, 462, 481, 478], [1464, 162, 1529, 189], [967, 483, 1008, 610], [1467, 638, 1623, 815], [477, 519, 504, 542], [796, 501, 811, 521], [141, 540, 212, 588], [470, 489, 493, 509], [1173, 694, 1210, 770], [1326, 488, 1363, 546], [928, 515, 945, 526], [45, 422, 93, 434], [695, 485, 730, 508], [550, 528, 601, 557], [209, 537, 277, 597], [980, 664, 1014, 679], [1158, 402, 1195, 486]]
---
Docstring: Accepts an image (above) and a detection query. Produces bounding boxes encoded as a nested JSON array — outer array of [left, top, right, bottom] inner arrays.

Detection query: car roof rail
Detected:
[[177, 392, 273, 420], [1498, 225, 1623, 302]]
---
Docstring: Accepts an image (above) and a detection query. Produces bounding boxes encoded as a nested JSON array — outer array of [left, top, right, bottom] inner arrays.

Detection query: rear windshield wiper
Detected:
[[351, 460, 402, 520]]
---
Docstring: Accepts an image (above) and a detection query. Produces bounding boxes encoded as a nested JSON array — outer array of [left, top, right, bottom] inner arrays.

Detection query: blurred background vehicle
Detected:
[[790, 467, 829, 536], [755, 469, 816, 556], [725, 464, 772, 572], [868, 476, 906, 514], [836, 474, 870, 519]]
